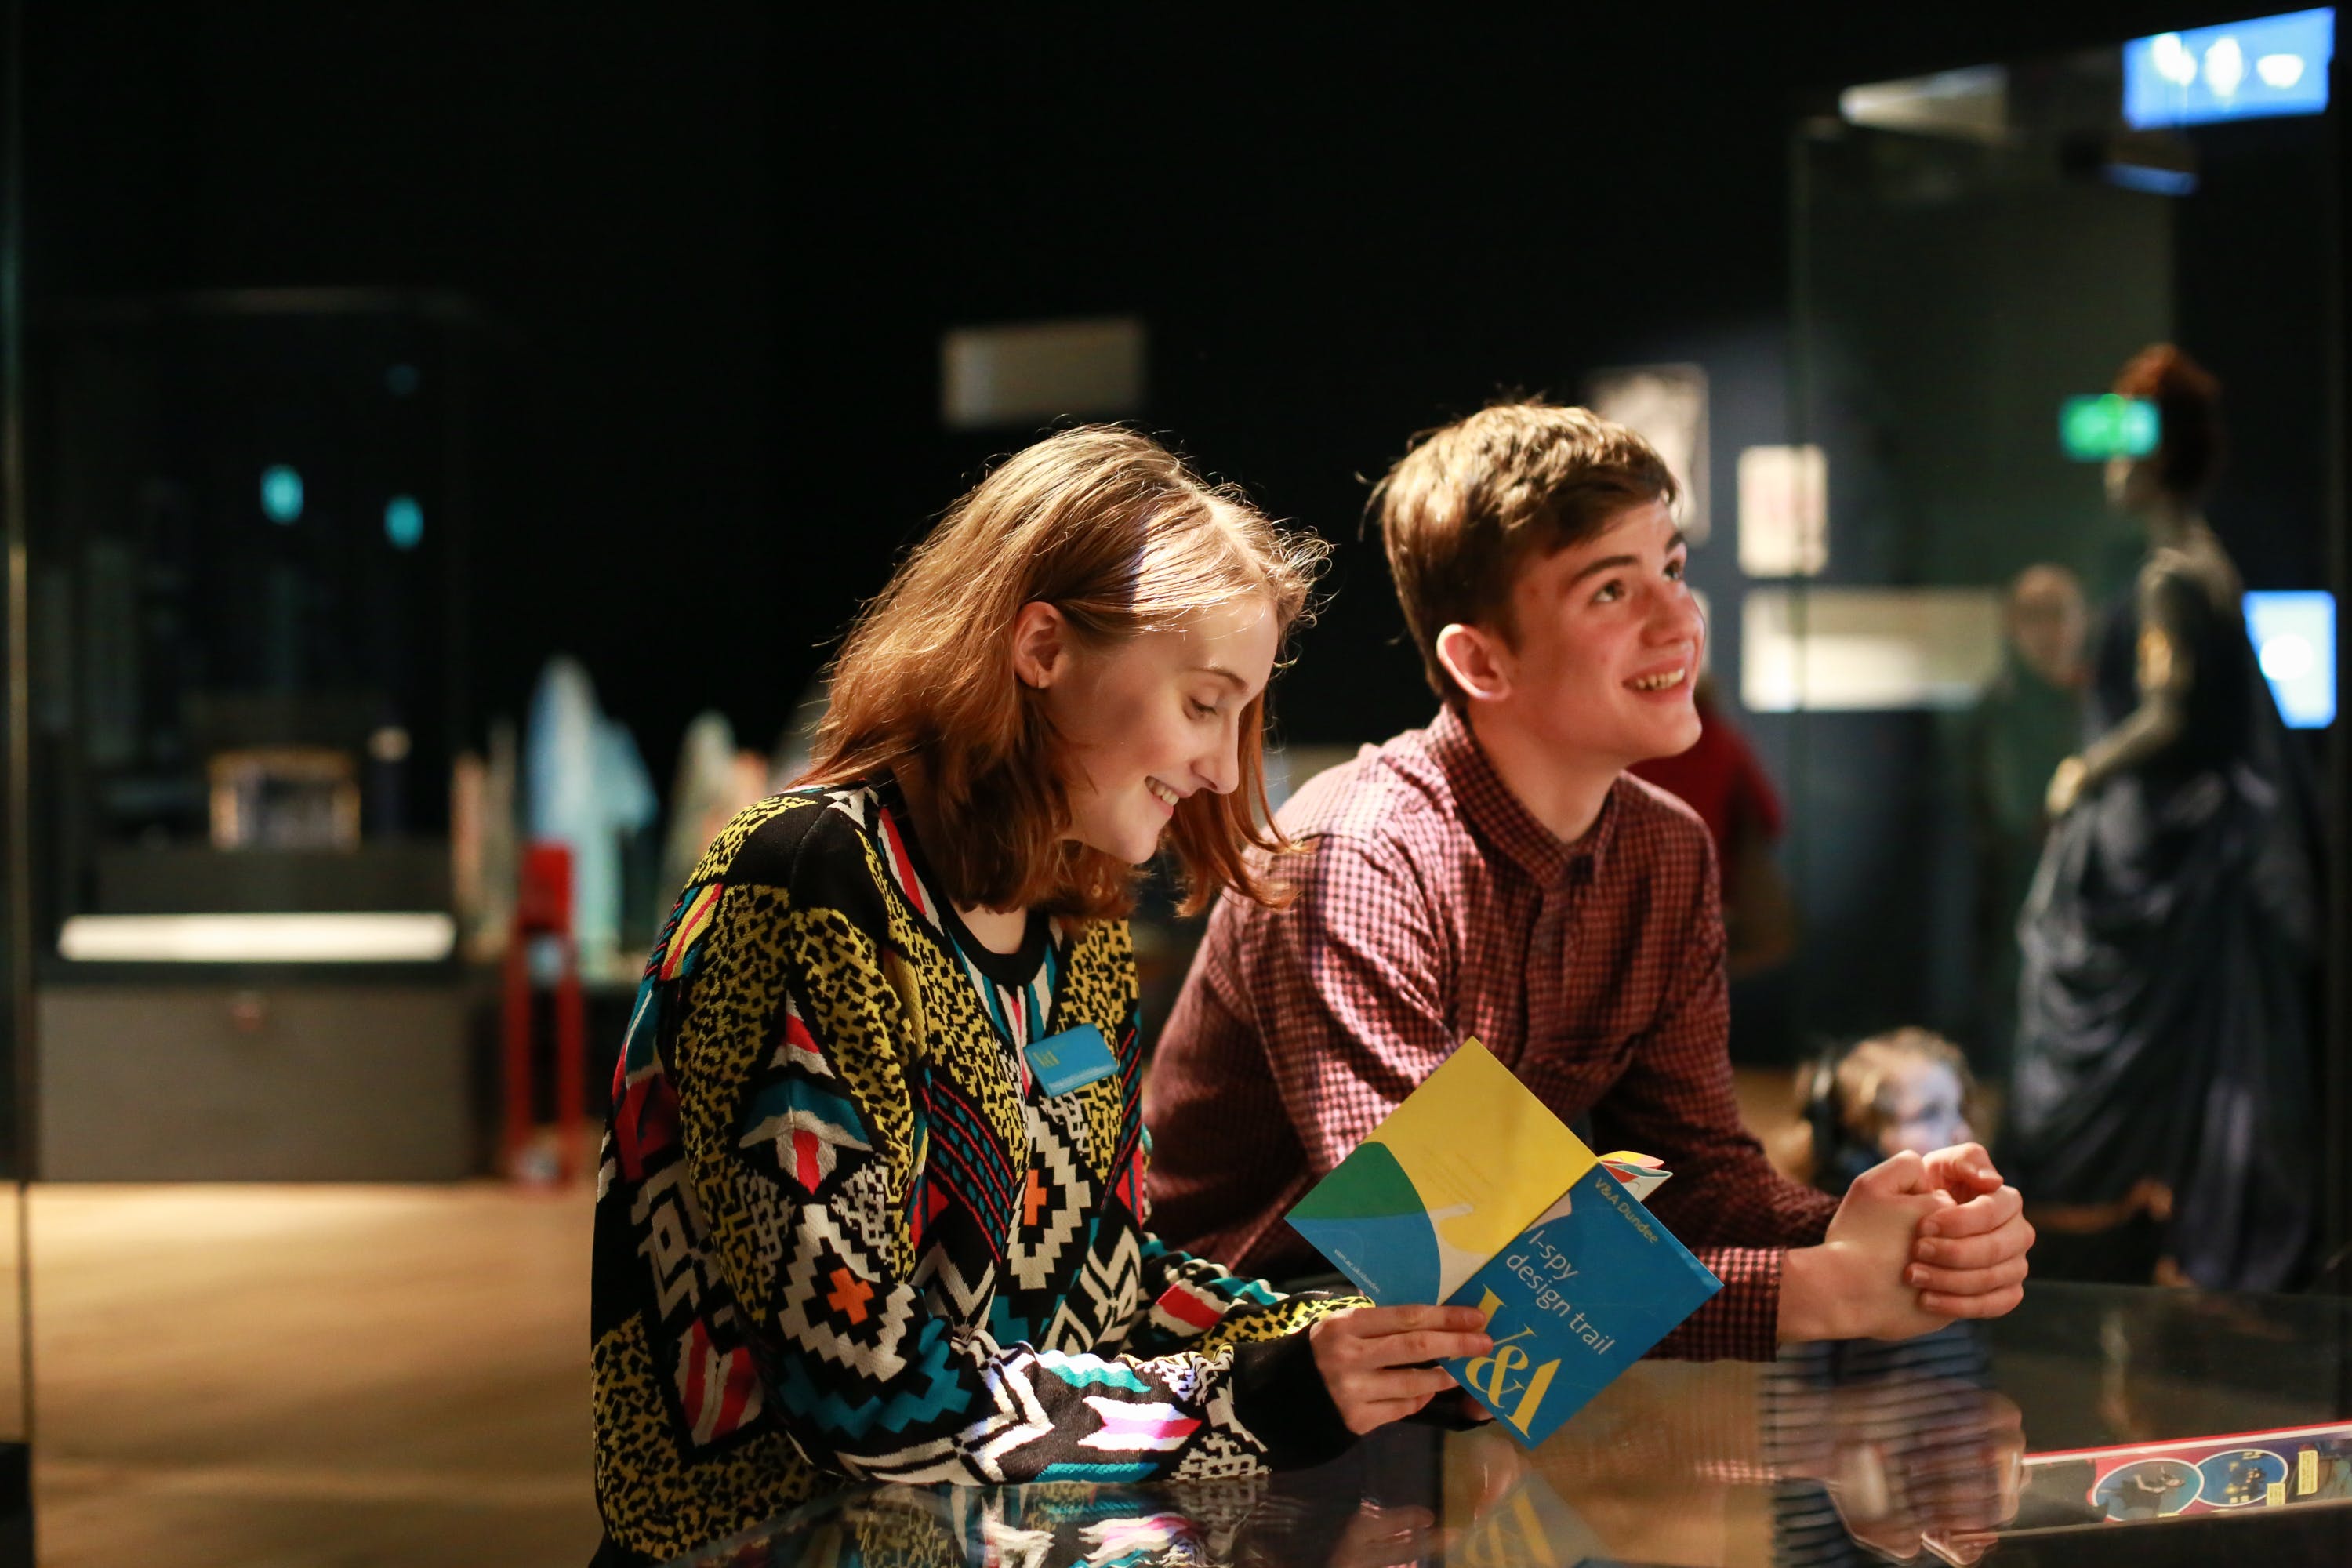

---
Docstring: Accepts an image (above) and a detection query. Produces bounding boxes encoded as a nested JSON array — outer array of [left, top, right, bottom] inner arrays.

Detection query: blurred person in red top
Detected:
[[1145, 403, 2034, 1358], [1628, 672, 1796, 979]]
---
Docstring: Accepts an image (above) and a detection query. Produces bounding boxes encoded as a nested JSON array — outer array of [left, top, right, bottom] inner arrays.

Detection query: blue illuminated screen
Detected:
[[2125, 9, 2334, 128], [2243, 590, 2335, 728]]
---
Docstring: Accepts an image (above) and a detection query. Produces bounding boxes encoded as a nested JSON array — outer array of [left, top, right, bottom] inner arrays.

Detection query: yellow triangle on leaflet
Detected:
[[1359, 1039, 1596, 1301]]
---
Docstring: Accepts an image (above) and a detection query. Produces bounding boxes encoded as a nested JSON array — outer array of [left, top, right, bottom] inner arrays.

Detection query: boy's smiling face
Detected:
[[1465, 499, 1706, 774]]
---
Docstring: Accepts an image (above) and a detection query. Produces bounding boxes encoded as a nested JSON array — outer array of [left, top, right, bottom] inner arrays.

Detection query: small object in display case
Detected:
[[207, 746, 360, 849]]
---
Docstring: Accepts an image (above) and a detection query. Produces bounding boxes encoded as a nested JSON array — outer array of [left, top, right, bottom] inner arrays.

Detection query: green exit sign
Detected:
[[2060, 394, 2160, 460]]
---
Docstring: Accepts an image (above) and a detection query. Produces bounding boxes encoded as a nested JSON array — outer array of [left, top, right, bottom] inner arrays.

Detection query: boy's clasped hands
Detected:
[[1783, 1142, 2034, 1344]]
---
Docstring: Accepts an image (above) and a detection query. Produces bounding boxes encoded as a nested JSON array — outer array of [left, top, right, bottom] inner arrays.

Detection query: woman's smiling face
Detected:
[[1020, 595, 1279, 866]]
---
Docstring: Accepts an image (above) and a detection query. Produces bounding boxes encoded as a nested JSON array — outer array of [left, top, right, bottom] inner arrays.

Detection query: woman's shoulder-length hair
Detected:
[[797, 425, 1327, 923]]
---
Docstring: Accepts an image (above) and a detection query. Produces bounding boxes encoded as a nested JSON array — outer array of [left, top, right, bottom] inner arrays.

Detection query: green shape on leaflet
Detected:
[[1292, 1136, 1423, 1221], [1288, 1138, 1442, 1307]]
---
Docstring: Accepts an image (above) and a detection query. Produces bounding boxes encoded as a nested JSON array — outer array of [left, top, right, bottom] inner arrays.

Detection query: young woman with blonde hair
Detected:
[[590, 426, 1491, 1565]]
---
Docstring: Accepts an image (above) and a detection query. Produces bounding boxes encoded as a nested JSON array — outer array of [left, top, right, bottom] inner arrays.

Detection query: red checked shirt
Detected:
[[1143, 704, 1837, 1362]]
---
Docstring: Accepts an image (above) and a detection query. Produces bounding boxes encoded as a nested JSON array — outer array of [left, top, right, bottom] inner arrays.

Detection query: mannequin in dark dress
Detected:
[[2007, 345, 2320, 1291]]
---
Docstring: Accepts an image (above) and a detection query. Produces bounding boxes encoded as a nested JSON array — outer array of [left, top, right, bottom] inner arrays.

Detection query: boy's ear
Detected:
[[1436, 622, 1512, 704], [1010, 601, 1069, 689]]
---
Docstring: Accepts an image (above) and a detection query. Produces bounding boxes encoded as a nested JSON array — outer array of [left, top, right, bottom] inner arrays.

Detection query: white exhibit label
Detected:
[[1741, 586, 2005, 712], [1737, 445, 1829, 578], [940, 316, 1146, 430]]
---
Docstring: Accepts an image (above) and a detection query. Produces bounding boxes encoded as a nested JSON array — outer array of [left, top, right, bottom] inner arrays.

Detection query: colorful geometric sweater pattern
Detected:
[[590, 780, 1359, 1563]]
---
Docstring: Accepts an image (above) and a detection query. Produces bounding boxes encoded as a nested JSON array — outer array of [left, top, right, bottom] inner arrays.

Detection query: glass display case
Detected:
[[1767, 24, 2342, 1276], [23, 292, 490, 1179]]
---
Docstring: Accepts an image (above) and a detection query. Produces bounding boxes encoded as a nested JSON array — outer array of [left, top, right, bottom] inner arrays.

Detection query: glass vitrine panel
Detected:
[[1780, 31, 2339, 1275]]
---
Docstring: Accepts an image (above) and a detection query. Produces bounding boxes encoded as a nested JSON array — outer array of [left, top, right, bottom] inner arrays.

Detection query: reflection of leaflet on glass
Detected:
[[1443, 1466, 1609, 1566]]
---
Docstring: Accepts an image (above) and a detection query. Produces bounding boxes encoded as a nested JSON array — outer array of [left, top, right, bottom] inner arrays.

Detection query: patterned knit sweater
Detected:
[[590, 780, 1360, 1563]]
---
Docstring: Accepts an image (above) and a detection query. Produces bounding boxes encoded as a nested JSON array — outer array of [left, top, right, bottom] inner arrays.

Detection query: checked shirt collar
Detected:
[[1418, 702, 1622, 891]]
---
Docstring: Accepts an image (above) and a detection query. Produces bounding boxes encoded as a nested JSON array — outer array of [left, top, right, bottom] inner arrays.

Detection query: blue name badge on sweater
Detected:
[[1024, 1025, 1119, 1095]]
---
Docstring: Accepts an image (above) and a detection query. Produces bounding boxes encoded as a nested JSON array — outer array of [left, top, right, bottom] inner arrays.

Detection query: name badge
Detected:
[[1023, 1024, 1119, 1096]]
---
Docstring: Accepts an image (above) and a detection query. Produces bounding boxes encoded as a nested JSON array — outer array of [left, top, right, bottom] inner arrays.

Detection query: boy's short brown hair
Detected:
[[1370, 401, 1677, 704]]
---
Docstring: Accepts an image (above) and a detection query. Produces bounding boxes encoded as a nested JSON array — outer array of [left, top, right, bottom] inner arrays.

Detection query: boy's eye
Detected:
[[1665, 557, 1686, 580], [1592, 581, 1624, 604]]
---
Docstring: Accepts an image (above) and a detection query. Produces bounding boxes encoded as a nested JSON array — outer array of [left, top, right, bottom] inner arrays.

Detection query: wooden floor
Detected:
[[1732, 1063, 1811, 1180], [28, 1182, 598, 1568]]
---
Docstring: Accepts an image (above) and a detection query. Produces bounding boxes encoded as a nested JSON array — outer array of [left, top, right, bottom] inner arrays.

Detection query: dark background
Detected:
[[23, 1, 2269, 783]]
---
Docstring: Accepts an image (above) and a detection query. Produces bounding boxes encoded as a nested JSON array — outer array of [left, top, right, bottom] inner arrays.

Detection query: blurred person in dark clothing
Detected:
[[1960, 565, 2087, 1082]]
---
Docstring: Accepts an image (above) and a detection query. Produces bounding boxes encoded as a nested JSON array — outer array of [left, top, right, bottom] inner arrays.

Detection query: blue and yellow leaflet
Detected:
[[1288, 1039, 1721, 1446]]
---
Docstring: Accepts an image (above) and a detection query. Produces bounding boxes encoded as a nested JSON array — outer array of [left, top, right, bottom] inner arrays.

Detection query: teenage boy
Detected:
[[1145, 404, 2031, 1356]]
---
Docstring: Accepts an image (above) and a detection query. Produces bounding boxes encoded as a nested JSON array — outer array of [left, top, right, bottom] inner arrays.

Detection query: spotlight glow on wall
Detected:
[[384, 495, 423, 550], [2258, 51, 2307, 85], [2125, 9, 2334, 127], [939, 316, 1145, 430], [260, 464, 304, 524]]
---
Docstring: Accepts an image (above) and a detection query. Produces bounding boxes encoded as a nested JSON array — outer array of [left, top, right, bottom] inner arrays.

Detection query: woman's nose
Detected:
[[1197, 721, 1243, 796]]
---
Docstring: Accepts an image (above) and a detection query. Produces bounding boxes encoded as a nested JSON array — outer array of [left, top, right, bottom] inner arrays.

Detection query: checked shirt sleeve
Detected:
[[1586, 856, 1836, 1361], [669, 835, 1354, 1485], [1236, 833, 1459, 1178]]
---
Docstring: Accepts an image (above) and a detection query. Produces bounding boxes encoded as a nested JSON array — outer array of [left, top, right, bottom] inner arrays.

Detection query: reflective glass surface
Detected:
[[2, 26, 38, 1543], [1774, 31, 2339, 1296], [668, 1283, 2352, 1566]]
